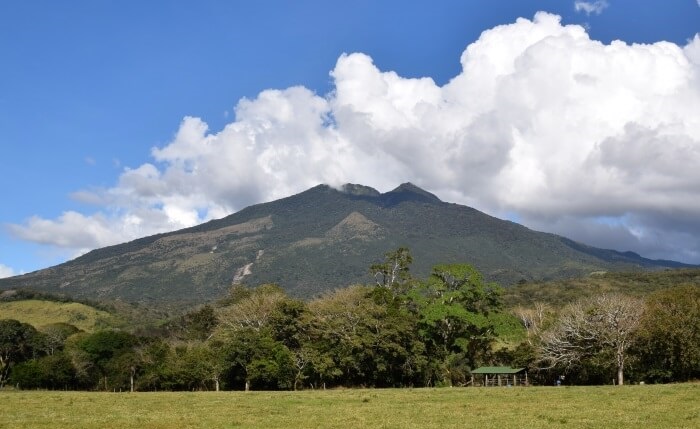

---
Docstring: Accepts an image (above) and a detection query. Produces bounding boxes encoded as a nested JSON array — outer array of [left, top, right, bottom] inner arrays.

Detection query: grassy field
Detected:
[[0, 300, 118, 332], [1, 384, 698, 429]]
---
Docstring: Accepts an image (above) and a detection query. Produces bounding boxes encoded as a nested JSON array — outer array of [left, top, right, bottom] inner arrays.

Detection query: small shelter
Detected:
[[471, 366, 528, 387]]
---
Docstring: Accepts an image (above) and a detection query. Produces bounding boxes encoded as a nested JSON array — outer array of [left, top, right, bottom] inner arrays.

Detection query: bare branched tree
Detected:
[[217, 285, 287, 334], [538, 293, 643, 385], [514, 302, 553, 345]]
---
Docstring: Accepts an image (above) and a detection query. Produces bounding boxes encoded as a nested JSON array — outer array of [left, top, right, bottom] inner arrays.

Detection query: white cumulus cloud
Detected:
[[9, 12, 700, 264], [0, 264, 16, 279]]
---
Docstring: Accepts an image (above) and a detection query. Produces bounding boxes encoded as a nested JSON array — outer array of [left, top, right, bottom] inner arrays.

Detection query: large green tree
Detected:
[[75, 330, 137, 390], [10, 352, 76, 390], [0, 319, 44, 387], [133, 338, 173, 391], [223, 328, 294, 391], [308, 285, 427, 388], [633, 285, 700, 382], [412, 264, 502, 386]]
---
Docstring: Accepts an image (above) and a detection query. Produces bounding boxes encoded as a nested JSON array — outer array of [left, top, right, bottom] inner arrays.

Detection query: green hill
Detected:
[[0, 183, 692, 307], [0, 299, 119, 331]]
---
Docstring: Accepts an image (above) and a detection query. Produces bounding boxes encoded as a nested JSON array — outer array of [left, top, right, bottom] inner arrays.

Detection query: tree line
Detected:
[[1, 248, 698, 391]]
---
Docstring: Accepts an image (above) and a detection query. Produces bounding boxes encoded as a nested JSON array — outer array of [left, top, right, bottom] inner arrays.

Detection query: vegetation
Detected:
[[504, 268, 700, 307], [1, 249, 697, 392], [633, 286, 700, 383], [538, 294, 643, 385], [0, 251, 509, 391], [1, 384, 698, 429], [0, 300, 118, 332]]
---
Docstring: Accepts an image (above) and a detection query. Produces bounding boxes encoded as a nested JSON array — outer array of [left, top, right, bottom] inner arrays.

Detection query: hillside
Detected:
[[504, 268, 700, 307], [0, 299, 119, 332], [0, 183, 692, 307]]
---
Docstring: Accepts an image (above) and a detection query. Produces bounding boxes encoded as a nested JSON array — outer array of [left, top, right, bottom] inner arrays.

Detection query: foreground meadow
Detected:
[[1, 384, 698, 429]]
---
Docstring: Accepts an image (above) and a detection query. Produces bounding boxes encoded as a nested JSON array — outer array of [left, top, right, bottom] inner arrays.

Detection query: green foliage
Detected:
[[505, 268, 700, 307], [133, 338, 173, 391], [510, 273, 700, 385], [268, 298, 310, 350], [0, 288, 114, 312], [488, 312, 526, 343], [632, 285, 700, 382], [38, 322, 81, 355], [7, 358, 43, 388], [166, 304, 219, 341], [411, 264, 504, 386], [10, 352, 77, 389], [223, 328, 294, 390], [3, 250, 698, 391], [0, 319, 44, 387], [77, 331, 136, 366], [217, 284, 253, 306], [75, 330, 137, 390], [370, 246, 413, 290]]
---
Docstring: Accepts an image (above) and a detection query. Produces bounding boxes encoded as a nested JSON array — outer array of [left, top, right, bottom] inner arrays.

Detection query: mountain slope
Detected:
[[0, 183, 691, 306]]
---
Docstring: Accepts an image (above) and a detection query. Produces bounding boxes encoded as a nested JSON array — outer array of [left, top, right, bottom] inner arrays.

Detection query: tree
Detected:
[[223, 328, 294, 391], [133, 338, 173, 391], [514, 302, 554, 345], [76, 330, 137, 390], [166, 341, 229, 391], [0, 319, 43, 387], [370, 247, 414, 293], [107, 351, 141, 392], [269, 299, 310, 350], [8, 359, 43, 389], [412, 264, 502, 386], [538, 294, 643, 385], [215, 284, 299, 391], [268, 299, 314, 390], [217, 284, 287, 333], [176, 305, 219, 341], [39, 323, 80, 356], [11, 352, 76, 390], [633, 286, 700, 382], [308, 285, 426, 388]]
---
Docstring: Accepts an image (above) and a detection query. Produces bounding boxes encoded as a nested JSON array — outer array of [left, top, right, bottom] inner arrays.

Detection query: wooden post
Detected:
[[485, 374, 488, 386], [498, 375, 501, 386], [513, 374, 516, 386]]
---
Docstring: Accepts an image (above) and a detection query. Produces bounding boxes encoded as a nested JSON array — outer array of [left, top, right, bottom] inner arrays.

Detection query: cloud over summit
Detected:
[[10, 12, 700, 264]]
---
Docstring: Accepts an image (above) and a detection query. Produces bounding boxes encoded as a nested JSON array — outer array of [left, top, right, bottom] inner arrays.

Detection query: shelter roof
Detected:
[[471, 366, 525, 374]]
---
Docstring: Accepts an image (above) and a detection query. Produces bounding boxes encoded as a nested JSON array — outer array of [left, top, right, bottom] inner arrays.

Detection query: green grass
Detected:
[[0, 300, 118, 332], [1, 384, 697, 429]]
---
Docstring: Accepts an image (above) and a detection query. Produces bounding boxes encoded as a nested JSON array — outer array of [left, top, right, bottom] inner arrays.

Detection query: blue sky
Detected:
[[1, 0, 700, 277]]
